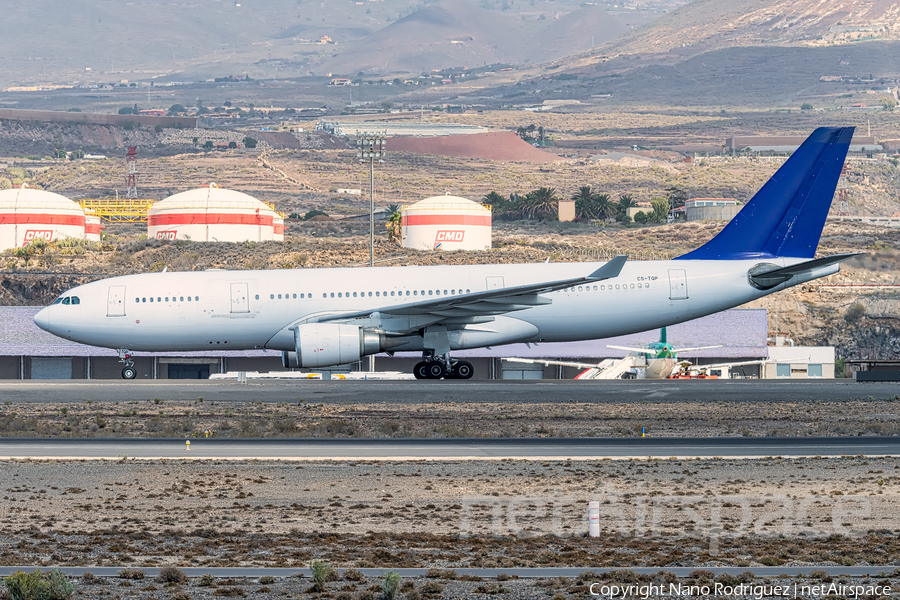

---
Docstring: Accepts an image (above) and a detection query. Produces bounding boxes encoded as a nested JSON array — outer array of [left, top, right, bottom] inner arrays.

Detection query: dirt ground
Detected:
[[0, 457, 898, 571], [1, 396, 900, 439]]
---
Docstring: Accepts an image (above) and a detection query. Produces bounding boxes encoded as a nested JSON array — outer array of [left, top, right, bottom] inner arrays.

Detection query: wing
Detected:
[[675, 345, 723, 353], [503, 357, 602, 369], [319, 256, 628, 326], [607, 344, 654, 354]]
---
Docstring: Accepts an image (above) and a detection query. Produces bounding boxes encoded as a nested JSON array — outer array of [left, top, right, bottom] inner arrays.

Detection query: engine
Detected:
[[281, 323, 386, 369]]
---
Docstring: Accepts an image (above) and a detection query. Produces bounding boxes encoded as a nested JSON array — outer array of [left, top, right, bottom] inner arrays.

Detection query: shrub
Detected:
[[259, 576, 275, 585], [845, 301, 866, 323], [343, 568, 366, 582], [382, 571, 401, 599], [418, 581, 444, 595], [197, 574, 215, 587], [5, 569, 76, 600], [118, 568, 145, 580], [311, 561, 336, 592], [156, 565, 187, 584]]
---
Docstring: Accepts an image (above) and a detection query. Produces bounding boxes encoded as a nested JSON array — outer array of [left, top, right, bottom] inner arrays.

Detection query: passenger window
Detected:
[[293, 294, 297, 299], [270, 294, 274, 299], [406, 291, 410, 296], [188, 297, 191, 302], [451, 290, 456, 295], [368, 292, 372, 297], [180, 296, 184, 302], [338, 292, 342, 298], [630, 284, 635, 289], [376, 291, 380, 297], [638, 283, 642, 288], [428, 290, 433, 296], [615, 285, 620, 290], [353, 292, 357, 298], [165, 297, 169, 302], [158, 298, 161, 302], [466, 289, 470, 294], [578, 286, 583, 292], [195, 297, 199, 301], [601, 285, 605, 290], [150, 298, 154, 303], [300, 293, 304, 299], [413, 291, 417, 296], [390, 291, 395, 296], [443, 290, 447, 295], [62, 297, 70, 305], [255, 295, 259, 300], [330, 293, 334, 298], [135, 298, 140, 303]]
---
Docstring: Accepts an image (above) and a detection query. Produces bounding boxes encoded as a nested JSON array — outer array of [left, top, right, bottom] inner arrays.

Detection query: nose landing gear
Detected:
[[118, 349, 137, 379]]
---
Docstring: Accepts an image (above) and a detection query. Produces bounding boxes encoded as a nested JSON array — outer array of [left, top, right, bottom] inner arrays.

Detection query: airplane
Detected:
[[504, 326, 723, 379], [35, 127, 858, 380]]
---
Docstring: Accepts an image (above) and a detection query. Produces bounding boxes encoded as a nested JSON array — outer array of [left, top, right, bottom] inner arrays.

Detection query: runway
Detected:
[[0, 379, 897, 404], [1, 436, 897, 460]]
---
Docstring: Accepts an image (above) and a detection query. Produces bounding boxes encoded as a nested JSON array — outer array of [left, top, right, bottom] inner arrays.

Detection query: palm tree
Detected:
[[571, 185, 597, 221], [616, 194, 638, 222], [594, 193, 615, 220], [385, 203, 402, 243], [522, 187, 559, 220]]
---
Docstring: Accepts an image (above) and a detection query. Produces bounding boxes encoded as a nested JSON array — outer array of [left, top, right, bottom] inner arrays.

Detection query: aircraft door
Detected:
[[486, 276, 505, 290], [230, 282, 250, 313], [668, 269, 688, 300], [107, 285, 126, 317]]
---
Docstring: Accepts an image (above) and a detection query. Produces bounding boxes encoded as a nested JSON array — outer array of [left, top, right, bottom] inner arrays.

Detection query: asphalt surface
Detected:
[[0, 436, 897, 460], [0, 379, 898, 404], [0, 566, 895, 578]]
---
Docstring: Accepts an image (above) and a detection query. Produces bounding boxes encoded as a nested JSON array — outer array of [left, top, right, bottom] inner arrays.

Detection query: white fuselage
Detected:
[[35, 257, 831, 356]]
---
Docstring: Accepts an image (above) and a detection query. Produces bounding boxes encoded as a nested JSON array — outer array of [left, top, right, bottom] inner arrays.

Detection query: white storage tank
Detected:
[[148, 183, 285, 243], [0, 185, 87, 250], [401, 194, 491, 251], [84, 213, 102, 243]]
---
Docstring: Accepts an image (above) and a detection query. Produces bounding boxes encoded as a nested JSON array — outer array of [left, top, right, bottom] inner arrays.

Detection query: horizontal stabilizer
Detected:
[[749, 253, 859, 289]]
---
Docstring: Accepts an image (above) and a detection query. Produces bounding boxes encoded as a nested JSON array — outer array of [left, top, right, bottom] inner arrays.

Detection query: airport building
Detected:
[[1, 307, 834, 380]]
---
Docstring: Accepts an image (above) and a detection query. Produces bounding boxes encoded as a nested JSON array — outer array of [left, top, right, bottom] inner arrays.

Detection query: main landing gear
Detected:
[[413, 355, 474, 380], [118, 349, 137, 379]]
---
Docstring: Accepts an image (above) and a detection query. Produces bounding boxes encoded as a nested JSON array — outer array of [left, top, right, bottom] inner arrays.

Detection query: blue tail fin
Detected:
[[677, 127, 854, 260]]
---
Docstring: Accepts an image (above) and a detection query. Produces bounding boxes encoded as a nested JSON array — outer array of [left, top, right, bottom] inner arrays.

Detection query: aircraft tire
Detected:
[[122, 367, 137, 380], [426, 362, 446, 379], [413, 362, 429, 380], [454, 361, 474, 379]]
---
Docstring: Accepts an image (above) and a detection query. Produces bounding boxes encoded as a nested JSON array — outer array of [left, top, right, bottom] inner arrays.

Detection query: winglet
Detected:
[[587, 255, 627, 281]]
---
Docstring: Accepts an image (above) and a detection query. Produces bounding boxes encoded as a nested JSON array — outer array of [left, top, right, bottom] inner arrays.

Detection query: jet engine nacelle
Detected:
[[281, 323, 386, 369]]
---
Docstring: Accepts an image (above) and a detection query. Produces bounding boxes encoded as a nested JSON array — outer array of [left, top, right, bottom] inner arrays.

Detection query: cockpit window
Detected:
[[62, 297, 70, 305], [51, 297, 63, 305], [71, 296, 80, 305]]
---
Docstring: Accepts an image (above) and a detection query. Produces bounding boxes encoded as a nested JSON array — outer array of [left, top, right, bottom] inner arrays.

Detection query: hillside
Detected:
[[320, 0, 627, 74], [565, 0, 900, 69]]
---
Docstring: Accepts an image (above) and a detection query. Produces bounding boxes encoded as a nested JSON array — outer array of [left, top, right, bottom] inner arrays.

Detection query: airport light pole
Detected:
[[356, 131, 387, 268], [357, 131, 387, 372]]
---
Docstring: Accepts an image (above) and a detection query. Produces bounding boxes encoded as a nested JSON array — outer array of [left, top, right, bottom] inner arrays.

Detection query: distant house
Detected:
[[685, 198, 739, 221], [329, 78, 352, 86], [138, 109, 165, 117]]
